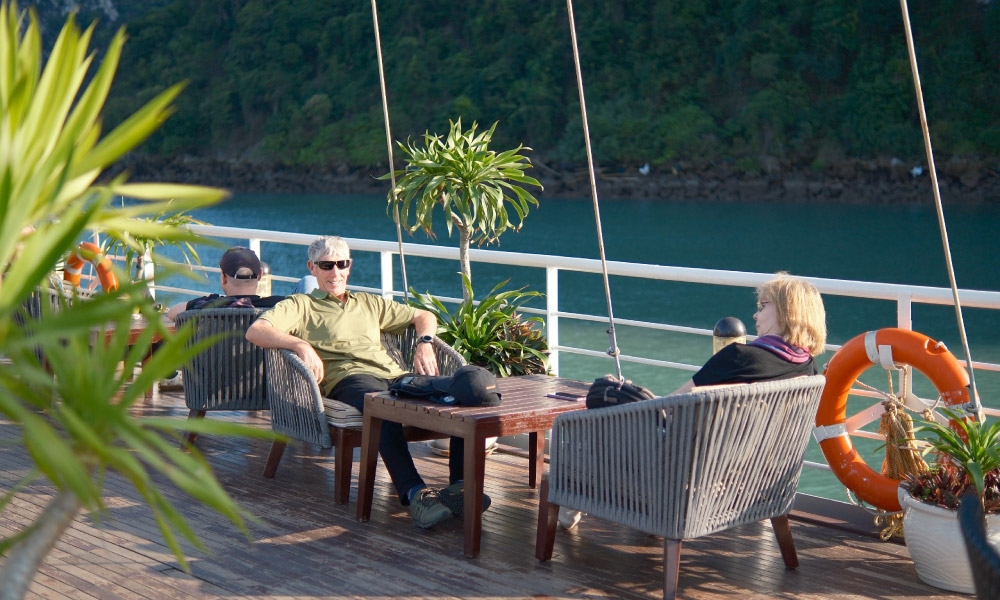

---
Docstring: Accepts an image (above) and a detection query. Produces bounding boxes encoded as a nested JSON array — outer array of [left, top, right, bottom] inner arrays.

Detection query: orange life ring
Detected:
[[63, 242, 119, 291], [814, 328, 970, 512]]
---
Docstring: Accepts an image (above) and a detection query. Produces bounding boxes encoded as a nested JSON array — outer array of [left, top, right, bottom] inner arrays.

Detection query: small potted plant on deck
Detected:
[[899, 407, 1000, 593]]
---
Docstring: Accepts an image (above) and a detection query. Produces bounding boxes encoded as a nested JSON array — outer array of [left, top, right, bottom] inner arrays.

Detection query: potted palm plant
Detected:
[[898, 407, 1000, 593], [385, 120, 547, 456], [384, 119, 548, 372]]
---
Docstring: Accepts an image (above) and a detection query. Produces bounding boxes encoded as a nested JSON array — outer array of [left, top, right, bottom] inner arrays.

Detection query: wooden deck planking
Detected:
[[0, 388, 973, 600]]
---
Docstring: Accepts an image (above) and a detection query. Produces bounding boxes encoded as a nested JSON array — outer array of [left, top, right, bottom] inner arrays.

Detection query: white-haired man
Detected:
[[246, 235, 480, 529]]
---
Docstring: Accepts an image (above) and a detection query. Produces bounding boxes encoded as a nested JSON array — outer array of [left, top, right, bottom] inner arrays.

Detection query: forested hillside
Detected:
[[34, 1, 1000, 183]]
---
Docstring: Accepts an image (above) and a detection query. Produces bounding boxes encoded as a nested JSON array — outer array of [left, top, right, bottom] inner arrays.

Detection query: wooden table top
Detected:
[[365, 374, 591, 425]]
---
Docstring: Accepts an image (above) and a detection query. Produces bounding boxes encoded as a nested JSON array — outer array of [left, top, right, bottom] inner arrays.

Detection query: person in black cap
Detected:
[[165, 247, 284, 320], [159, 247, 284, 390]]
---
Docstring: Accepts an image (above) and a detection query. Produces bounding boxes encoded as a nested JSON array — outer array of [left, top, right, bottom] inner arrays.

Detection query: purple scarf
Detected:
[[749, 335, 811, 364]]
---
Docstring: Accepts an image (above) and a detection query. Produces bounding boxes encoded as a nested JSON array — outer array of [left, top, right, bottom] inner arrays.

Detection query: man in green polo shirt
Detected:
[[246, 235, 469, 530]]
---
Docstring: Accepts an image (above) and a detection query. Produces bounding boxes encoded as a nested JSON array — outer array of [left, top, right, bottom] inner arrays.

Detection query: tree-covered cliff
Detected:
[[37, 1, 1000, 175]]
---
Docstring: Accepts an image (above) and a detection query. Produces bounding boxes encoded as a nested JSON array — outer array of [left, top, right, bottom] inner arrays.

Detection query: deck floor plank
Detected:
[[0, 389, 973, 600]]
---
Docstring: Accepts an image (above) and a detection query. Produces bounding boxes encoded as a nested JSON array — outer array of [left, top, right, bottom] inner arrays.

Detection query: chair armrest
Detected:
[[384, 325, 467, 376], [264, 348, 333, 448], [431, 337, 466, 376]]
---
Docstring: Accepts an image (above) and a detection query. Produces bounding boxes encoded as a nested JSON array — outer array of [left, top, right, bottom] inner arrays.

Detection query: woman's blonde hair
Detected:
[[756, 272, 827, 356]]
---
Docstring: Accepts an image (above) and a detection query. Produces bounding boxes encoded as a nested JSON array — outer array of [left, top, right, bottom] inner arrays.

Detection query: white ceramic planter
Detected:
[[898, 484, 1000, 594]]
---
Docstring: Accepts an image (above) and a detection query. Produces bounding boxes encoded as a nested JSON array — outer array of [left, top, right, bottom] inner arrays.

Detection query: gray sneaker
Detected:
[[410, 488, 452, 529], [439, 482, 491, 518]]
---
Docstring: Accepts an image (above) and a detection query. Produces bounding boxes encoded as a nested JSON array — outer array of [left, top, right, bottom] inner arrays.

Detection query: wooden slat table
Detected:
[[356, 374, 590, 558]]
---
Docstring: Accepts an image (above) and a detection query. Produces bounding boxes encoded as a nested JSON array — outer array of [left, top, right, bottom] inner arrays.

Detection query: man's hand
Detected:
[[247, 319, 325, 382], [412, 342, 438, 376], [294, 341, 325, 382]]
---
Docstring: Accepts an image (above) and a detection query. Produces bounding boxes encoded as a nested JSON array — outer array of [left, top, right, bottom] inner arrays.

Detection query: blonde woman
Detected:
[[671, 271, 827, 394]]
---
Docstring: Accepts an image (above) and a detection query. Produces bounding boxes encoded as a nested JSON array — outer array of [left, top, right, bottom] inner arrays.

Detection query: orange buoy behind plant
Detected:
[[814, 328, 970, 512], [63, 241, 119, 291]]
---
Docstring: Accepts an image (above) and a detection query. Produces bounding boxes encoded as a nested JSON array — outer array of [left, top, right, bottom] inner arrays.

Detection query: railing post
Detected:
[[546, 266, 560, 375], [380, 250, 395, 300], [898, 291, 914, 394], [248, 238, 262, 258], [897, 292, 912, 330], [142, 249, 155, 299]]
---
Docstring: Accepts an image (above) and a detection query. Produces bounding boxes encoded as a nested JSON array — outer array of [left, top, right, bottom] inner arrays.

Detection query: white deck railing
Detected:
[[146, 224, 1000, 473]]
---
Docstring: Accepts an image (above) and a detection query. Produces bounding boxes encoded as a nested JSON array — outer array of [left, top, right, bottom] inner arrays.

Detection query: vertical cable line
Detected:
[[898, 0, 981, 418], [565, 0, 623, 380], [370, 0, 409, 300]]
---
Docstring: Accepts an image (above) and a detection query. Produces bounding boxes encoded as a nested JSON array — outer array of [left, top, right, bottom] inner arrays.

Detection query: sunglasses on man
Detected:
[[314, 259, 352, 270]]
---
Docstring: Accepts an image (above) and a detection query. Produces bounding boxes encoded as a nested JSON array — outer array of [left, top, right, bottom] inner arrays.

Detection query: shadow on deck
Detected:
[[0, 388, 969, 600]]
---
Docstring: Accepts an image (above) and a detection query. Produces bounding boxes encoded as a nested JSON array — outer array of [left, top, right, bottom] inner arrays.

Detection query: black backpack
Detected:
[[585, 374, 655, 409], [389, 374, 454, 403], [388, 365, 502, 407]]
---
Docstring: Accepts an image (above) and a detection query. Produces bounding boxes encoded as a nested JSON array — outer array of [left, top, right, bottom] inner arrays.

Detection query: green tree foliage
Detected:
[[96, 0, 999, 171]]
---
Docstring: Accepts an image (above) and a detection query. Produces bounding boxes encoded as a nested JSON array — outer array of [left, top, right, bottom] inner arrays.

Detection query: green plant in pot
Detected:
[[898, 407, 1000, 593], [410, 275, 549, 377], [384, 118, 549, 378]]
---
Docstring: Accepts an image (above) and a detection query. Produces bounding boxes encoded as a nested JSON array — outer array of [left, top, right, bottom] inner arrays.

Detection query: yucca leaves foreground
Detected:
[[0, 4, 274, 598]]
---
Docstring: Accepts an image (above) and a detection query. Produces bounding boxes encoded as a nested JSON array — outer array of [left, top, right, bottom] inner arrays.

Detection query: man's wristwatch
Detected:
[[417, 335, 434, 345]]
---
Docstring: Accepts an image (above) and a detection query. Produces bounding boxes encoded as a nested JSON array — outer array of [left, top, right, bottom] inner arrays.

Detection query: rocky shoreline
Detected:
[[114, 154, 1000, 205]]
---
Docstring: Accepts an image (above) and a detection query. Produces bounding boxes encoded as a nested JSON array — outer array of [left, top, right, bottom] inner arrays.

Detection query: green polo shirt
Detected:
[[259, 289, 416, 395]]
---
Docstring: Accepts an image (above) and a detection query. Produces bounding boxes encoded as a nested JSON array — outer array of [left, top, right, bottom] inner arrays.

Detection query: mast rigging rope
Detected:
[[370, 0, 409, 301], [565, 0, 623, 380], [898, 0, 982, 419]]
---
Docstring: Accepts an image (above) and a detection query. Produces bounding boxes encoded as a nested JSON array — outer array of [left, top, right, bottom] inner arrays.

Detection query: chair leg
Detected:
[[262, 440, 287, 478], [770, 515, 799, 569], [332, 427, 362, 505], [183, 409, 206, 446], [663, 538, 682, 600], [535, 475, 559, 561]]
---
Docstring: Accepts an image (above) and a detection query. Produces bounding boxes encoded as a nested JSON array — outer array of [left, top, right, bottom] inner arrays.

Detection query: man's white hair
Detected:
[[308, 236, 350, 262]]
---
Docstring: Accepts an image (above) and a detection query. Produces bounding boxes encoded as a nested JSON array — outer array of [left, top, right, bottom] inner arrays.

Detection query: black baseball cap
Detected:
[[219, 247, 261, 279], [448, 365, 502, 407]]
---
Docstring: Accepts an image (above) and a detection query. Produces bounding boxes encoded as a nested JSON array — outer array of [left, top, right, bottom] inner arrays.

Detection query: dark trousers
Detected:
[[330, 373, 464, 503]]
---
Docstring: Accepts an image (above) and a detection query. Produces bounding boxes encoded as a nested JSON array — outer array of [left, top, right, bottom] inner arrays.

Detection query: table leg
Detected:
[[529, 431, 544, 488], [141, 353, 155, 400], [356, 413, 383, 522], [462, 429, 488, 558]]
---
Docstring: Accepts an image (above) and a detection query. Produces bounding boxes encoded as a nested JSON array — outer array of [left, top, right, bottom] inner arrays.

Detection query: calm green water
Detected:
[[161, 192, 1000, 502]]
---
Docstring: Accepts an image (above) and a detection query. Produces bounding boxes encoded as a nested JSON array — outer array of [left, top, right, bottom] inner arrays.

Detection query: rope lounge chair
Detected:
[[14, 282, 98, 368], [536, 375, 826, 600], [958, 490, 1000, 598], [262, 325, 466, 504], [173, 307, 268, 443]]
